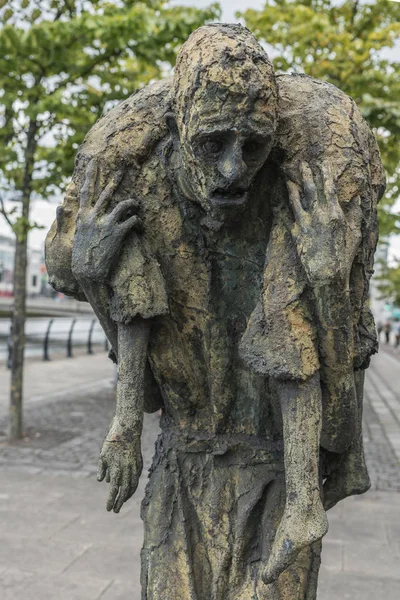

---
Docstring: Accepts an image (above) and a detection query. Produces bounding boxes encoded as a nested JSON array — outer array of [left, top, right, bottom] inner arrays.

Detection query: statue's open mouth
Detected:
[[211, 188, 248, 207]]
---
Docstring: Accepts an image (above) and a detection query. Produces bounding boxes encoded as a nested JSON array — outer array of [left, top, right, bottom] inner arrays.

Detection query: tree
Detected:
[[0, 0, 220, 440], [376, 260, 400, 306], [241, 0, 400, 236]]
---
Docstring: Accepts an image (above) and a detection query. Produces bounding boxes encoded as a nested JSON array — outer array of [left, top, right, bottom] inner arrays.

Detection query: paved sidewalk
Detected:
[[0, 352, 114, 418], [0, 349, 399, 599], [364, 350, 400, 491]]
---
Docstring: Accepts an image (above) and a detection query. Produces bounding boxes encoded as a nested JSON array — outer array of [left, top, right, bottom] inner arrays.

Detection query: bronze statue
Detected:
[[46, 24, 385, 599]]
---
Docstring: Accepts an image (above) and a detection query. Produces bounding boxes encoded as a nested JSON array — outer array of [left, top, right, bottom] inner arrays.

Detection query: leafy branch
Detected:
[[0, 194, 15, 229]]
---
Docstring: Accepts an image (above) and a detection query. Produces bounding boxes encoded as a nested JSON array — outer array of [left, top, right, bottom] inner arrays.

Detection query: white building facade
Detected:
[[369, 242, 390, 325], [0, 234, 43, 297]]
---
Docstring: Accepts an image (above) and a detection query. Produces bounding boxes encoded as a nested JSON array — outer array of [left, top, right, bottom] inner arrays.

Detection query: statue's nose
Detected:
[[217, 145, 247, 183]]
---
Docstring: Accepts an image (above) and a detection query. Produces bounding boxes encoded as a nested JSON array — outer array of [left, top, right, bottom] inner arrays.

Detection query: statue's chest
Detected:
[[164, 234, 266, 323]]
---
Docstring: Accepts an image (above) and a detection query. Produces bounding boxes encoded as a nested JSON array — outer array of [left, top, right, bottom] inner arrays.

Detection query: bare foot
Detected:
[[262, 497, 328, 584]]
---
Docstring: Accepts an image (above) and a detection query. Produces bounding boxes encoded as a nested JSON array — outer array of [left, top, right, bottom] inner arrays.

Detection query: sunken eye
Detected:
[[199, 139, 224, 155], [243, 140, 265, 155]]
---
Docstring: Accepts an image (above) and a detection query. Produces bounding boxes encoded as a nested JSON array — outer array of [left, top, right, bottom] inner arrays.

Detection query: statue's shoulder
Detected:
[[67, 78, 173, 217], [276, 72, 365, 137], [276, 72, 376, 146], [78, 77, 172, 167], [277, 73, 350, 104], [275, 73, 385, 198]]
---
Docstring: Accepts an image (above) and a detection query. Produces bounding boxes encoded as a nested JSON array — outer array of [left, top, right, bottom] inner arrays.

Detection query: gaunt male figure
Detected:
[[46, 24, 383, 599]]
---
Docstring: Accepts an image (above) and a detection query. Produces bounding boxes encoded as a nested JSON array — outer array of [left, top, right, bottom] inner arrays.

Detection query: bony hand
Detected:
[[71, 158, 142, 284], [97, 418, 143, 513], [284, 161, 362, 288]]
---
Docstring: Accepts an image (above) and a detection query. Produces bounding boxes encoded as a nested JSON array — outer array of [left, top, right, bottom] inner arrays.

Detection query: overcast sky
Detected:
[[1, 0, 399, 259], [172, 0, 265, 21]]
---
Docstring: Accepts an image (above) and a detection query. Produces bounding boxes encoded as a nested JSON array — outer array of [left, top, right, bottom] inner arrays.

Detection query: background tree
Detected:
[[376, 259, 400, 307], [241, 0, 400, 236], [0, 0, 220, 440]]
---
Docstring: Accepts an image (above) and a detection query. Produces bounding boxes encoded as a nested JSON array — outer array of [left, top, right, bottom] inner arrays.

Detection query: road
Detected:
[[0, 296, 94, 317]]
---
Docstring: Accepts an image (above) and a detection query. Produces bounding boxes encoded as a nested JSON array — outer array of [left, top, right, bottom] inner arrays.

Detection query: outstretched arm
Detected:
[[284, 161, 361, 452], [263, 373, 328, 584], [69, 157, 149, 512], [97, 319, 150, 513]]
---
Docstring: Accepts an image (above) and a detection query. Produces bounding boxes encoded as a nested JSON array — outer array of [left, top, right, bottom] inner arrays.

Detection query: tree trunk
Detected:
[[8, 120, 37, 441]]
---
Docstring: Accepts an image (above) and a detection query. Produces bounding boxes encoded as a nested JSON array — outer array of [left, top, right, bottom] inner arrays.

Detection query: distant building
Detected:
[[370, 242, 390, 325], [0, 234, 14, 296], [0, 234, 44, 297], [28, 247, 42, 296]]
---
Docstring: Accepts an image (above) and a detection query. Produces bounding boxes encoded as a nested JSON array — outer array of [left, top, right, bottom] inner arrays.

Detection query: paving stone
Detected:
[[343, 539, 400, 579], [0, 353, 114, 417], [0, 385, 159, 478], [0, 568, 110, 600], [343, 493, 400, 524], [0, 350, 400, 598], [0, 568, 36, 600], [98, 579, 141, 600], [0, 507, 80, 539], [0, 535, 91, 575], [317, 571, 400, 600], [384, 521, 400, 546], [325, 514, 387, 545], [320, 539, 343, 572], [64, 542, 141, 583], [56, 511, 143, 547]]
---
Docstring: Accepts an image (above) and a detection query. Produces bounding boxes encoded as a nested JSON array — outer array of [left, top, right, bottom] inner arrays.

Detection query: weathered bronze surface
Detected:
[[46, 24, 385, 599]]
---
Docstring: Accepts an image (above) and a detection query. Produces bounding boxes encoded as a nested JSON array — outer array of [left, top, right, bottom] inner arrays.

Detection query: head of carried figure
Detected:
[[167, 23, 278, 215]]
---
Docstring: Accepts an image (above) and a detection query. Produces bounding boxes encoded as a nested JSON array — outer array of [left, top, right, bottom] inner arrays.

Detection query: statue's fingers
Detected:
[[57, 204, 75, 233], [126, 465, 140, 501], [286, 180, 304, 224], [55, 206, 65, 232], [120, 215, 142, 234], [110, 198, 140, 224], [346, 195, 363, 226], [106, 466, 121, 512], [80, 159, 98, 209], [93, 170, 124, 215], [113, 470, 132, 513], [299, 161, 314, 183], [97, 458, 107, 482], [106, 483, 120, 512], [298, 162, 319, 210], [281, 160, 301, 185], [105, 467, 111, 483], [126, 487, 136, 501], [317, 162, 339, 209]]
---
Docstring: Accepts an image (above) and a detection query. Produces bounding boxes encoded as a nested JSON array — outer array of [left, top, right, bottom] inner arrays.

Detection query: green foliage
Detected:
[[12, 215, 44, 244], [377, 259, 400, 305], [241, 0, 400, 236], [0, 0, 220, 211]]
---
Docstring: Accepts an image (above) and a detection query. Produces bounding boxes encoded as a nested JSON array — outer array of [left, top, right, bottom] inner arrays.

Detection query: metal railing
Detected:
[[0, 317, 108, 366]]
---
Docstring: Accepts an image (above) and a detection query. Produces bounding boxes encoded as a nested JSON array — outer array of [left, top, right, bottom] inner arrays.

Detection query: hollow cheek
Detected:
[[185, 162, 207, 200], [248, 153, 271, 179]]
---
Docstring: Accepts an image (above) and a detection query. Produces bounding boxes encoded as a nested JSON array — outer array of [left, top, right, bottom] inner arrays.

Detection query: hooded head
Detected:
[[168, 24, 278, 214]]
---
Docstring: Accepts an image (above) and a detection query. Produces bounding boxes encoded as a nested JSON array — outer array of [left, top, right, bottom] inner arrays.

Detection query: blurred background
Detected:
[[0, 2, 399, 599]]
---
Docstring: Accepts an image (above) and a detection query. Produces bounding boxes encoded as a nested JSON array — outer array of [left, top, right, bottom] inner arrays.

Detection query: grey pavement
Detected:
[[0, 352, 114, 418], [0, 349, 399, 599]]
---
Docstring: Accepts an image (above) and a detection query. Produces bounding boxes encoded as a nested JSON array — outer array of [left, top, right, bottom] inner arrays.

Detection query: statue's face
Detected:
[[177, 92, 276, 214]]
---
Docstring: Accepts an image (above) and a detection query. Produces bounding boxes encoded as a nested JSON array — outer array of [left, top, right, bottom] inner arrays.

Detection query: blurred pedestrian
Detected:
[[384, 320, 392, 344], [394, 318, 400, 348], [377, 321, 383, 342]]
